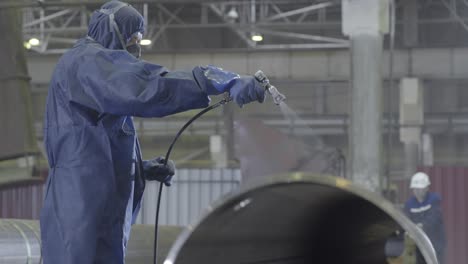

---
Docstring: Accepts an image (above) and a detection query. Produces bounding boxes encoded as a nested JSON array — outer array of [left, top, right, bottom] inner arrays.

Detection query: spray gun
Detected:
[[254, 70, 287, 105]]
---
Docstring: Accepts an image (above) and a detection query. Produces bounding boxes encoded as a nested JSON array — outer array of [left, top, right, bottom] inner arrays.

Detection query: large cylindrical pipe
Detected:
[[165, 174, 438, 264], [0, 219, 182, 264]]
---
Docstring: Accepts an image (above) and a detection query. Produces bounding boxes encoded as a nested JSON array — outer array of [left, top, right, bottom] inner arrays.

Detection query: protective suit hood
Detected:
[[87, 0, 144, 50]]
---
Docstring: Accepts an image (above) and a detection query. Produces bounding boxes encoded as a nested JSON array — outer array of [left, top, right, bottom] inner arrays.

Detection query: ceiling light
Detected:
[[140, 39, 152, 46], [24, 42, 32, 49], [251, 34, 263, 42], [227, 7, 239, 20], [28, 38, 40, 46]]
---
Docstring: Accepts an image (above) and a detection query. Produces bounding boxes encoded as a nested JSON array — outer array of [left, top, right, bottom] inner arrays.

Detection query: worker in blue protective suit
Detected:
[[39, 1, 265, 263], [404, 172, 446, 264]]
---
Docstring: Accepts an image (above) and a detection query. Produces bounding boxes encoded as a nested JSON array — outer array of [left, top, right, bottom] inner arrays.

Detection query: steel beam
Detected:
[[256, 43, 348, 49], [441, 0, 468, 34], [209, 4, 256, 48], [23, 9, 73, 28], [152, 7, 184, 43], [268, 1, 291, 22], [264, 2, 335, 22], [253, 28, 349, 43], [157, 4, 185, 24]]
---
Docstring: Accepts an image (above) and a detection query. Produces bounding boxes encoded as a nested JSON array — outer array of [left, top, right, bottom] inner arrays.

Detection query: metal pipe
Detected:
[[0, 220, 182, 264], [165, 174, 439, 264], [1, 175, 439, 264]]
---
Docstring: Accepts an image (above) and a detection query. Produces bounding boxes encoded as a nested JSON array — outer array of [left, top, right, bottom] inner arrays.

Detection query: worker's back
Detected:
[[405, 192, 446, 263]]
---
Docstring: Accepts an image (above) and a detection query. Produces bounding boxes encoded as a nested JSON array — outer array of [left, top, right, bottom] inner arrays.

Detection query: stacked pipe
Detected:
[[0, 220, 181, 264], [0, 174, 438, 264]]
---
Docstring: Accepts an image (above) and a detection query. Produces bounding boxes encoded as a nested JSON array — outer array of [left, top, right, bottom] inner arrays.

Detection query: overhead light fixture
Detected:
[[140, 39, 152, 46], [24, 42, 32, 49], [28, 38, 40, 46], [251, 34, 263, 42], [227, 7, 239, 20]]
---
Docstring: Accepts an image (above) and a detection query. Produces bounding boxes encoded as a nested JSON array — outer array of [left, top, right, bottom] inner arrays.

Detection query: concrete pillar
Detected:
[[314, 85, 327, 114], [399, 78, 424, 177], [422, 133, 434, 166], [223, 103, 235, 163], [0, 8, 36, 160], [210, 135, 228, 168], [404, 142, 420, 178], [210, 104, 236, 168], [342, 0, 389, 192], [403, 0, 418, 47]]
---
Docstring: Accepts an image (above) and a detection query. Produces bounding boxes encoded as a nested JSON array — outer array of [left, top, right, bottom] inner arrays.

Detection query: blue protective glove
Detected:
[[228, 76, 265, 107], [143, 157, 175, 186], [198, 65, 265, 107]]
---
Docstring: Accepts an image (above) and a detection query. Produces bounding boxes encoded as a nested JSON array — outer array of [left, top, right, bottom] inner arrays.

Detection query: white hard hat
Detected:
[[410, 172, 430, 189]]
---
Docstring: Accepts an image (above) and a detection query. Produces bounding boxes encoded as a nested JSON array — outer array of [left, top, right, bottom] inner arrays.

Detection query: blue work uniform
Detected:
[[404, 192, 447, 264], [40, 2, 212, 263]]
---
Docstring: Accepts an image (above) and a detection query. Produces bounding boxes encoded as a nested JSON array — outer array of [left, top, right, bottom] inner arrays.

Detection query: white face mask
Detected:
[[125, 32, 143, 58], [126, 43, 141, 58], [413, 188, 428, 202]]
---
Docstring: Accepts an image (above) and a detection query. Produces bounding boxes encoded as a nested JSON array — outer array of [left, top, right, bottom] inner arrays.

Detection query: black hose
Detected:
[[153, 182, 164, 264], [153, 98, 231, 264]]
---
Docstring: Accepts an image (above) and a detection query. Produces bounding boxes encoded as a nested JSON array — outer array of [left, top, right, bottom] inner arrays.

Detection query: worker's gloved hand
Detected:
[[228, 76, 265, 107], [143, 157, 175, 186], [196, 65, 265, 107]]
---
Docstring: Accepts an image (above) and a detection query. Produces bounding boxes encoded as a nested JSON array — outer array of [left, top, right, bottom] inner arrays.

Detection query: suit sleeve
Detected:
[[68, 49, 211, 118]]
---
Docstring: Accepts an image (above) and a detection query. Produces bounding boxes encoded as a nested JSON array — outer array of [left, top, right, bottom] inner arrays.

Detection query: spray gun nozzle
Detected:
[[254, 70, 286, 105], [267, 86, 287, 105]]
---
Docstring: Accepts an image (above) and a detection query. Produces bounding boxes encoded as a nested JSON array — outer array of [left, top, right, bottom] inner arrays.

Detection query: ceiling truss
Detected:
[[19, 0, 347, 54], [9, 0, 468, 54]]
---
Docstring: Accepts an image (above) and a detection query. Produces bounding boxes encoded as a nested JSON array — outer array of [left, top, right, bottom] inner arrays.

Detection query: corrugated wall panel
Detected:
[[416, 167, 468, 264], [391, 167, 468, 264], [0, 180, 44, 219], [137, 168, 241, 226], [0, 169, 240, 225]]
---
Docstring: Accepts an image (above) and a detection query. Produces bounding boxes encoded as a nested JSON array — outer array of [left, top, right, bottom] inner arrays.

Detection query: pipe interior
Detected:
[[175, 183, 402, 264]]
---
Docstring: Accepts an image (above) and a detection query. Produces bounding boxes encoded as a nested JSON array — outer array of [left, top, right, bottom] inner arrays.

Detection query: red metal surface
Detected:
[[413, 167, 468, 264], [0, 179, 44, 219], [234, 119, 343, 181]]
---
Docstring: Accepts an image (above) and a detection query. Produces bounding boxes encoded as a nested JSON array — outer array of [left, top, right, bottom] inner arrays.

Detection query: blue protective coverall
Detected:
[[40, 1, 263, 263], [404, 192, 447, 264]]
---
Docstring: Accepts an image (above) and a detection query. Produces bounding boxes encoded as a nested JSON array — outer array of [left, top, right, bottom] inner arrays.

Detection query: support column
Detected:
[[314, 85, 327, 114], [422, 133, 434, 166], [210, 103, 235, 168], [404, 142, 420, 177], [0, 8, 36, 160], [223, 103, 235, 164], [210, 135, 228, 168], [399, 78, 424, 178], [342, 0, 389, 192], [403, 0, 418, 47]]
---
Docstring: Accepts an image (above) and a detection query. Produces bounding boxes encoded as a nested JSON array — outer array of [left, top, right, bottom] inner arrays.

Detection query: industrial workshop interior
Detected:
[[0, 0, 467, 263]]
